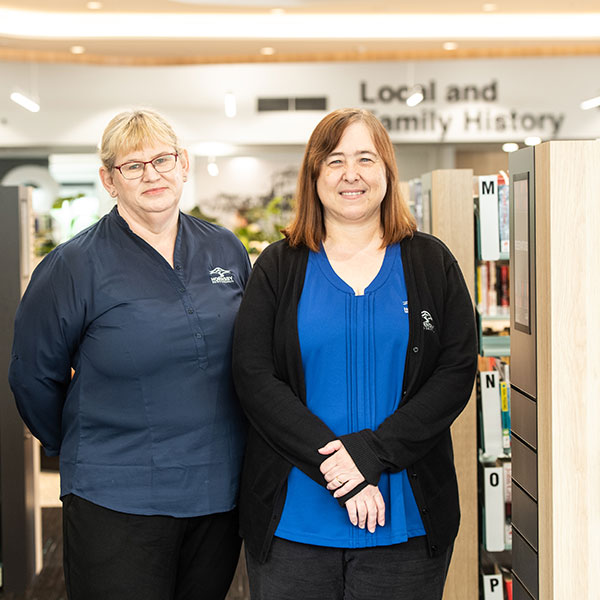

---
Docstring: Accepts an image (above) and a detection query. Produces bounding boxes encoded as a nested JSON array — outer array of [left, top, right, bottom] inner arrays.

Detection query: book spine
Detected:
[[500, 381, 511, 454]]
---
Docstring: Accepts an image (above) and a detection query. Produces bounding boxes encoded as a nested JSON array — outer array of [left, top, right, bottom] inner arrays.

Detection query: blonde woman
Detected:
[[10, 109, 250, 600]]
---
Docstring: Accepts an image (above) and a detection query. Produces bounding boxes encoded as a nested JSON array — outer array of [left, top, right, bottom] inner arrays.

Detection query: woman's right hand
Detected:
[[344, 484, 385, 533]]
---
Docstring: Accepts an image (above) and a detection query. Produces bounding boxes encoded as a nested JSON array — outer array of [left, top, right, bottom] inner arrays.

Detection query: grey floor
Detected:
[[0, 507, 250, 600]]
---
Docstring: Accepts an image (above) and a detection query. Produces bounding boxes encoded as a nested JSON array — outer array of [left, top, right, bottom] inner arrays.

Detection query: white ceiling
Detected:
[[1, 1, 599, 64]]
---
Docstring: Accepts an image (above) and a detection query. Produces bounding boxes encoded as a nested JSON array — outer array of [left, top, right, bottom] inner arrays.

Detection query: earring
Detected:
[[111, 191, 117, 198]]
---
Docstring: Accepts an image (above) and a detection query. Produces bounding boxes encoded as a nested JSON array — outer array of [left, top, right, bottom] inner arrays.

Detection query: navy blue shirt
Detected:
[[9, 206, 251, 517], [275, 244, 425, 547]]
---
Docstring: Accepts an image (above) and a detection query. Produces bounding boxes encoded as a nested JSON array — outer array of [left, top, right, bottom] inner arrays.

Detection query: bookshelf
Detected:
[[473, 174, 513, 599], [0, 186, 42, 594], [416, 169, 478, 600], [509, 141, 600, 600]]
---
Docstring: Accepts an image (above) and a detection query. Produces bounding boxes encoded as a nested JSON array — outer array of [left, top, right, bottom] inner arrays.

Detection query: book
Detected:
[[500, 380, 511, 454], [487, 260, 498, 314], [498, 175, 510, 256], [502, 460, 512, 550], [483, 466, 506, 551], [482, 573, 504, 599], [477, 262, 489, 314], [480, 370, 503, 457], [499, 264, 510, 309], [502, 569, 513, 600]]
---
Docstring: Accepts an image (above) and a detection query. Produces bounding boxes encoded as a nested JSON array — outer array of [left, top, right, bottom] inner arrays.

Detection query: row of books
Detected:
[[477, 172, 512, 598], [477, 261, 510, 317], [475, 174, 510, 261]]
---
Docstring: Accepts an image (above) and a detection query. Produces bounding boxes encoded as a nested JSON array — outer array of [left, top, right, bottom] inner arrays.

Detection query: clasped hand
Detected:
[[319, 439, 385, 533]]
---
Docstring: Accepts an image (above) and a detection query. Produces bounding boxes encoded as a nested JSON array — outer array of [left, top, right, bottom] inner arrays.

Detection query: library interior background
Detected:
[[1, 2, 600, 599]]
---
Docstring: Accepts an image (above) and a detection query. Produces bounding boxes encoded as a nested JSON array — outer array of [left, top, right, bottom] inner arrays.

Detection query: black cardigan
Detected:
[[232, 232, 478, 562]]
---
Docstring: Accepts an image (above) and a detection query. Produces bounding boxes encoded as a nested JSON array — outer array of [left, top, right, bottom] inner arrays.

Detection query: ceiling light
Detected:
[[207, 158, 219, 177], [502, 142, 519, 153], [524, 136, 541, 146], [70, 45, 85, 54], [482, 3, 497, 11], [580, 95, 600, 110], [260, 47, 275, 56], [224, 91, 236, 118], [86, 1, 103, 9], [406, 86, 424, 107], [443, 42, 458, 51], [3, 10, 600, 40], [10, 91, 40, 113]]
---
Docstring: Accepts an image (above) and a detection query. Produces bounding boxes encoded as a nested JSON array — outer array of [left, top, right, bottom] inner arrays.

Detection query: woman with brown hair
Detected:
[[232, 108, 477, 599]]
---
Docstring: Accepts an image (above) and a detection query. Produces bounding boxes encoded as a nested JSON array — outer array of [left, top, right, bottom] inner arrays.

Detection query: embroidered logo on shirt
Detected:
[[421, 310, 435, 332], [403, 301, 409, 314], [209, 267, 234, 284]]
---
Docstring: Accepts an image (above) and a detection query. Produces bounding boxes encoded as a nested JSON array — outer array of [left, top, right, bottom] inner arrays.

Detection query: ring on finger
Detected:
[[336, 476, 344, 485]]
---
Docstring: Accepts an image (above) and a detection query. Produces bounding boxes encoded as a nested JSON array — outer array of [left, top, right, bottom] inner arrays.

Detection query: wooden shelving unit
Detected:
[[510, 140, 600, 600], [423, 169, 478, 600]]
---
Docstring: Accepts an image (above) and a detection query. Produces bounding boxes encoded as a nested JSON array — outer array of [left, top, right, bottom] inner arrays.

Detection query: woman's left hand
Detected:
[[318, 439, 365, 497], [345, 484, 386, 532]]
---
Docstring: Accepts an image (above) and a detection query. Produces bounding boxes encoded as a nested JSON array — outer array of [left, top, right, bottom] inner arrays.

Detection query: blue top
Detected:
[[9, 206, 251, 517], [275, 243, 426, 547]]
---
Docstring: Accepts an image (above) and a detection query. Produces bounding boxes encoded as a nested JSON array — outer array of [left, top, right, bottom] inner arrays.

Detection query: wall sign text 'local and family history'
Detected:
[[360, 80, 565, 140]]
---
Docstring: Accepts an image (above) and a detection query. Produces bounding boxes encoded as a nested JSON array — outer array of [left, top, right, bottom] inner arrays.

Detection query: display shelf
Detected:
[[423, 169, 477, 600]]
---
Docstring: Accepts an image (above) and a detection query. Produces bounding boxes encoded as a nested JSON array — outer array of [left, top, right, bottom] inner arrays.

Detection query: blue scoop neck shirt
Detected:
[[275, 243, 425, 548]]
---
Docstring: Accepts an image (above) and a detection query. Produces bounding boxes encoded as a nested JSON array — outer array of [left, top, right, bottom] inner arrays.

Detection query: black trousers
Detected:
[[62, 494, 241, 600], [246, 535, 453, 600]]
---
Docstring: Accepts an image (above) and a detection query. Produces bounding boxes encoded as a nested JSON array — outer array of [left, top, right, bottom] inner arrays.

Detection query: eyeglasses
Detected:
[[113, 153, 178, 180]]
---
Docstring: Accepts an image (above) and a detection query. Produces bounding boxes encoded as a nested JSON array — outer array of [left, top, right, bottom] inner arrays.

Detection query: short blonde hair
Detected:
[[284, 108, 416, 251], [99, 108, 182, 169]]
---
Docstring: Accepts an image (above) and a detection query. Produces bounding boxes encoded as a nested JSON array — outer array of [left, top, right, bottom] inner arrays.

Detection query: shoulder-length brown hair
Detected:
[[284, 108, 416, 251]]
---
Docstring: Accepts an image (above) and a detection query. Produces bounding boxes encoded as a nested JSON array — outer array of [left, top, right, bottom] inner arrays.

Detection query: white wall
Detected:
[[1, 57, 599, 148]]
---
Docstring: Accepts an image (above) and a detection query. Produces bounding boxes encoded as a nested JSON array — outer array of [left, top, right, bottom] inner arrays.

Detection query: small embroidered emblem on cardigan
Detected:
[[421, 310, 435, 332]]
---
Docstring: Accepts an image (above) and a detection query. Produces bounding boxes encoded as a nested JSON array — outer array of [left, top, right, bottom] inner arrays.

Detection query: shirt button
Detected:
[[431, 545, 438, 552], [411, 472, 418, 479], [195, 333, 203, 338], [179, 287, 185, 293], [421, 507, 428, 514], [187, 308, 194, 314], [175, 265, 182, 271], [412, 346, 419, 353]]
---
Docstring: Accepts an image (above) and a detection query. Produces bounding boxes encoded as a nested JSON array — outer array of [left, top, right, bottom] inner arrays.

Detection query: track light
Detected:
[[580, 95, 600, 110], [406, 86, 424, 107], [207, 157, 219, 177], [224, 92, 236, 118], [524, 136, 542, 146], [10, 91, 40, 113]]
